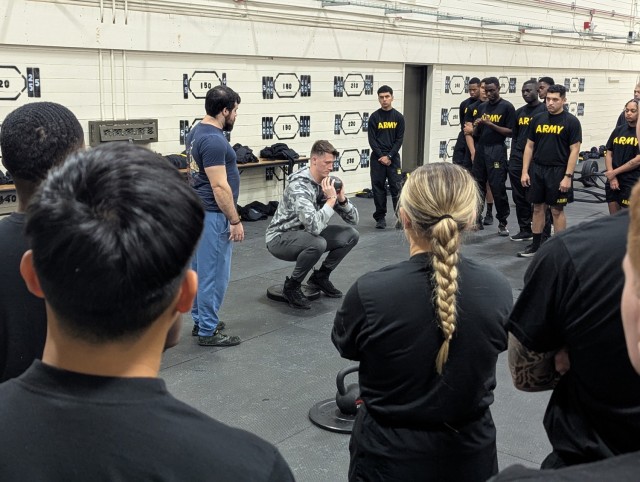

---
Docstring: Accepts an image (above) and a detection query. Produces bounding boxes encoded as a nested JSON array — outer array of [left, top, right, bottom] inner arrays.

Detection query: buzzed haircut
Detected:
[[523, 79, 538, 87], [205, 85, 241, 118], [377, 85, 393, 96], [0, 102, 84, 182], [482, 77, 500, 88], [538, 76, 555, 86], [311, 140, 339, 158], [25, 143, 204, 343], [547, 84, 567, 97], [469, 77, 481, 85]]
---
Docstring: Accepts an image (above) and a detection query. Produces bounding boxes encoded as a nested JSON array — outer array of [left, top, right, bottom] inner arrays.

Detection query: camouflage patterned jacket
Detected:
[[265, 167, 359, 244]]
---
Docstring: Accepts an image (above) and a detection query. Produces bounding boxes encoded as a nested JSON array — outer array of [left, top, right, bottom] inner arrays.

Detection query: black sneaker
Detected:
[[510, 231, 533, 242], [192, 321, 225, 336], [375, 219, 386, 229], [498, 224, 509, 236], [517, 244, 538, 258], [283, 277, 311, 309], [198, 330, 241, 347], [308, 269, 343, 298], [483, 213, 494, 226]]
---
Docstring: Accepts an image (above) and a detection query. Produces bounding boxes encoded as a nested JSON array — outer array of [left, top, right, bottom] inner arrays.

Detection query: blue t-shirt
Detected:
[[186, 123, 239, 212]]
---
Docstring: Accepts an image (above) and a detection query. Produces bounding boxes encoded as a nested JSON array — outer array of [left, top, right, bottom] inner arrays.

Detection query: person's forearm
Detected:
[[522, 144, 533, 173], [566, 144, 580, 174], [489, 124, 512, 137], [212, 185, 239, 222], [508, 333, 560, 392], [604, 153, 614, 172], [613, 155, 640, 176]]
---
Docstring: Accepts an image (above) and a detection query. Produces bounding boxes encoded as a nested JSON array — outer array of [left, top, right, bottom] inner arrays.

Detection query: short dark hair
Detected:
[[0, 102, 84, 182], [311, 140, 339, 158], [523, 79, 538, 88], [25, 143, 204, 343], [205, 85, 241, 117], [538, 76, 555, 86], [377, 85, 393, 96], [547, 84, 567, 97], [469, 77, 481, 85], [482, 77, 500, 88]]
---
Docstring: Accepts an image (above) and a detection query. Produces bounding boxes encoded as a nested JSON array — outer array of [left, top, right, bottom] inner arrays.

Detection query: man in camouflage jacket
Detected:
[[266, 140, 359, 309]]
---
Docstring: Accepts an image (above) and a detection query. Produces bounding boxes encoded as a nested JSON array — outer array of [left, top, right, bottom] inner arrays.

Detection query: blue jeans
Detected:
[[192, 211, 233, 336]]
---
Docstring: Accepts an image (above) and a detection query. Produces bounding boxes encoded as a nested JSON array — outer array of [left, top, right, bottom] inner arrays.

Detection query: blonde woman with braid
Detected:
[[332, 162, 512, 482]]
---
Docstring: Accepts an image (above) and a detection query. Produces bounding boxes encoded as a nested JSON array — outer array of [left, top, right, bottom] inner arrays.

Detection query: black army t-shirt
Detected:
[[606, 123, 640, 184], [507, 212, 640, 462], [463, 99, 486, 127], [510, 103, 546, 163], [476, 98, 516, 146], [528, 111, 582, 166], [458, 97, 475, 132]]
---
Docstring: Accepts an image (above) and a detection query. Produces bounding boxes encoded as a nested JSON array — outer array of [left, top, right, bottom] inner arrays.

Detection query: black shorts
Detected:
[[605, 182, 633, 207], [529, 164, 574, 206]]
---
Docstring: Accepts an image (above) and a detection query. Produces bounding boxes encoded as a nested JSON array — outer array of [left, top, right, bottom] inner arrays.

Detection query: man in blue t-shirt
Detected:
[[187, 85, 243, 347]]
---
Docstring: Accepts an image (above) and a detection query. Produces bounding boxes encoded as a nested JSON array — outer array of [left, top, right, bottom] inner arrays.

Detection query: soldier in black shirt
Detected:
[[0, 144, 294, 481], [605, 99, 640, 213], [333, 163, 511, 482], [616, 83, 640, 127], [509, 80, 546, 241], [463, 81, 496, 228], [452, 77, 481, 170], [471, 77, 515, 236], [519, 84, 582, 257], [368, 85, 405, 230]]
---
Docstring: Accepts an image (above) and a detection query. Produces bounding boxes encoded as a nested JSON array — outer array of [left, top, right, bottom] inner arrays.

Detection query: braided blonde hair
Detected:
[[399, 163, 480, 375]]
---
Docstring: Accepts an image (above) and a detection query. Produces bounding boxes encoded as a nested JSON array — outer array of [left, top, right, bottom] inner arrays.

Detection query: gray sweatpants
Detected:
[[267, 225, 359, 282]]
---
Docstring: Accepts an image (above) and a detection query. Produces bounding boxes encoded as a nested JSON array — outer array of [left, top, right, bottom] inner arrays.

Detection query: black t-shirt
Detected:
[[463, 99, 485, 125], [458, 97, 475, 132], [476, 98, 516, 146], [606, 123, 640, 184], [0, 213, 47, 382], [367, 107, 405, 162], [488, 450, 640, 481], [0, 361, 295, 481], [528, 111, 582, 166], [510, 102, 546, 162], [332, 254, 511, 428], [507, 212, 640, 463]]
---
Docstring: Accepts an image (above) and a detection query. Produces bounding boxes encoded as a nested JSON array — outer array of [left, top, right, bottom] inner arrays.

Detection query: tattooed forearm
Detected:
[[508, 333, 560, 392]]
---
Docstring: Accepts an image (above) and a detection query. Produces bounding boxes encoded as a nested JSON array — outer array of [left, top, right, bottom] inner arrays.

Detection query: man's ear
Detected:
[[20, 250, 45, 299], [176, 269, 197, 313]]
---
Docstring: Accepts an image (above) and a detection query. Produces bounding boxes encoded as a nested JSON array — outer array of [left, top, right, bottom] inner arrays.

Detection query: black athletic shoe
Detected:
[[198, 330, 241, 347], [283, 277, 311, 309], [483, 213, 494, 226], [192, 321, 225, 336], [375, 219, 386, 229], [517, 244, 538, 258], [307, 269, 343, 298], [510, 231, 533, 242], [498, 224, 509, 236]]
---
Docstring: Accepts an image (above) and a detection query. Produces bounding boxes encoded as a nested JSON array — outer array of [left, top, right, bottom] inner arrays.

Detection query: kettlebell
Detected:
[[330, 176, 343, 193], [335, 366, 361, 415]]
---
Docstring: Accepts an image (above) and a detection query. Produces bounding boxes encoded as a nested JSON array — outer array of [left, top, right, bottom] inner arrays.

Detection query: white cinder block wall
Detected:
[[1, 0, 640, 206]]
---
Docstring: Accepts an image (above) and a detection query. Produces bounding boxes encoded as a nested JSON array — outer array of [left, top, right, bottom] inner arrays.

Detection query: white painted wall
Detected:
[[2, 0, 640, 205]]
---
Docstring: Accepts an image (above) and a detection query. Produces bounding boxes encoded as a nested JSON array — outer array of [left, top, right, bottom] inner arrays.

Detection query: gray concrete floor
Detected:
[[161, 173, 608, 482]]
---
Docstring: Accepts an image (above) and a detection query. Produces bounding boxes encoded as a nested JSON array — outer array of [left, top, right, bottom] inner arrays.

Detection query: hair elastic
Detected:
[[437, 214, 453, 222]]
